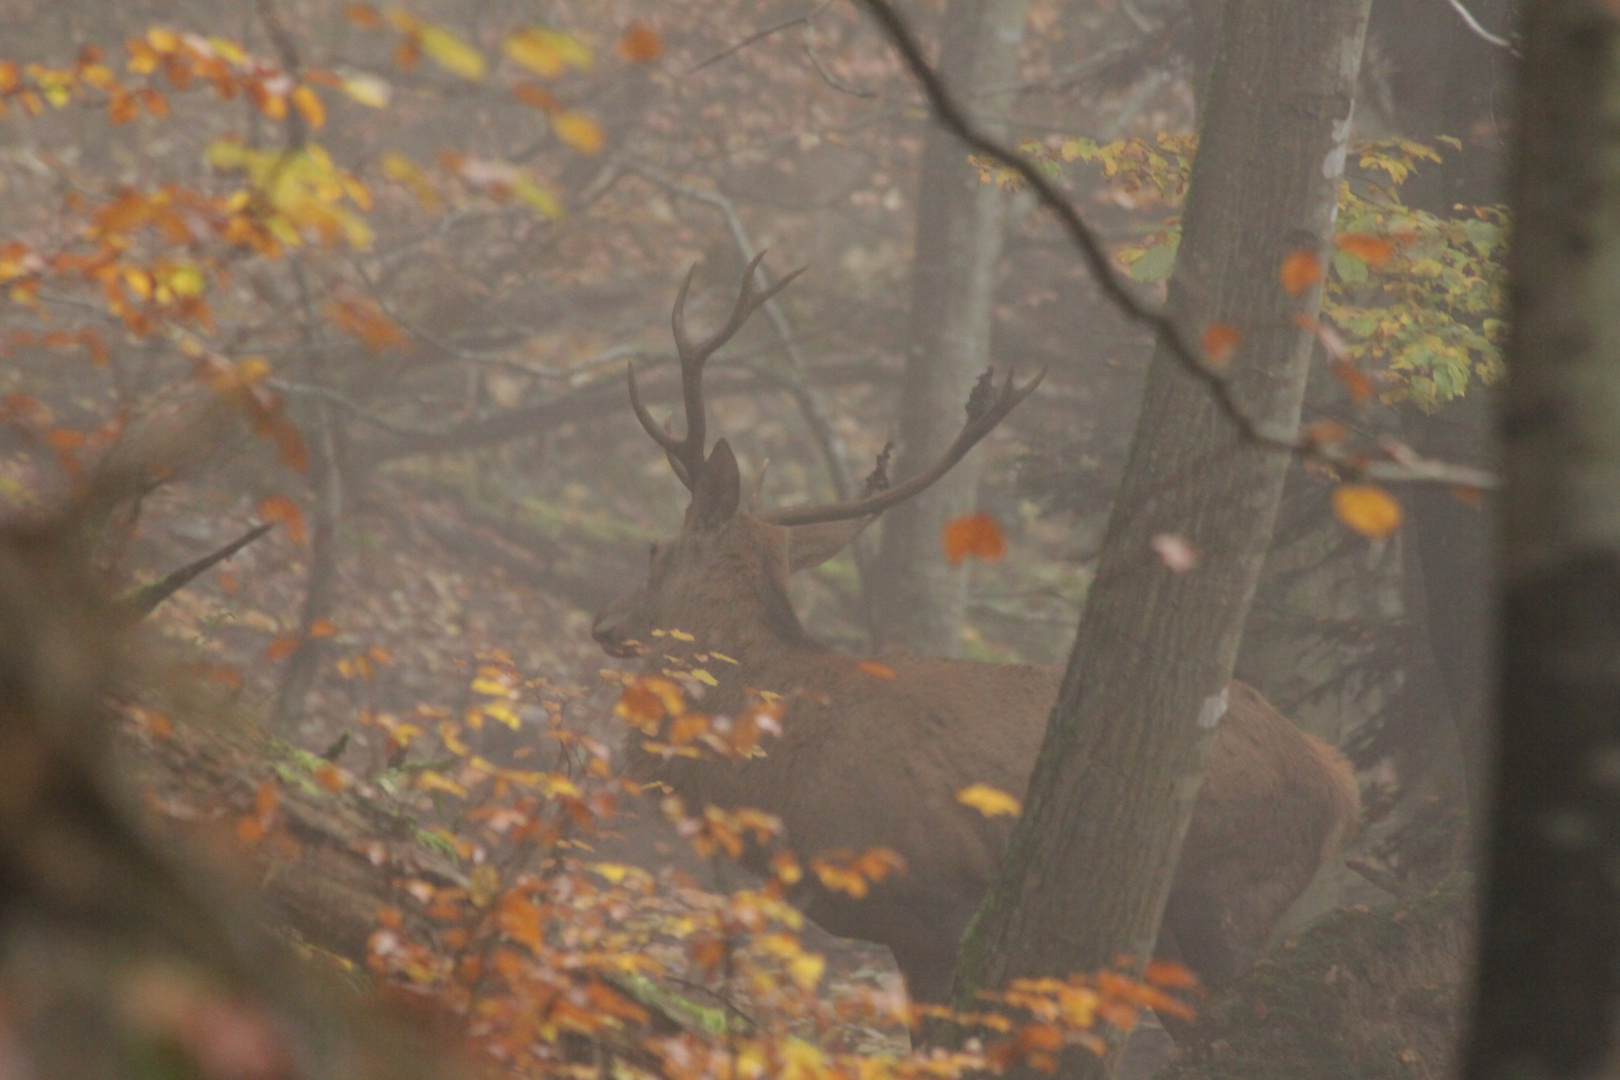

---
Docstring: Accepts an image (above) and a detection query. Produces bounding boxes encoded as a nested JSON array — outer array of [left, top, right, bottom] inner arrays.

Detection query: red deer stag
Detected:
[[592, 256, 1360, 1004]]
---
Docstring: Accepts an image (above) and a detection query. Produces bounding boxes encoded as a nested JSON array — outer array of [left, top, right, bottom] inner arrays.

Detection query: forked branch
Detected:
[[628, 252, 807, 488], [760, 367, 1046, 527]]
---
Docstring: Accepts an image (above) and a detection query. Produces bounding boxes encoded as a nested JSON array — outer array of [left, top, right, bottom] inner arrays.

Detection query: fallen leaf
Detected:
[[619, 21, 663, 63]]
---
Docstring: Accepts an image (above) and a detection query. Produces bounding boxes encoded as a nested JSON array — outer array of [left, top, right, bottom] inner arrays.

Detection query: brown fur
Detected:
[[594, 477, 1360, 1004]]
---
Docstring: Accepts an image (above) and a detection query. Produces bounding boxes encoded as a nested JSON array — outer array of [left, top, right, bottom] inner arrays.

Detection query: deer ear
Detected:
[[786, 516, 875, 572], [689, 439, 741, 530]]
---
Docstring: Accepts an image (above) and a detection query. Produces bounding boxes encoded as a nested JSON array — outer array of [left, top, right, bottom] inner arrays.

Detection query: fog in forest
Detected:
[[0, 1, 1528, 1079]]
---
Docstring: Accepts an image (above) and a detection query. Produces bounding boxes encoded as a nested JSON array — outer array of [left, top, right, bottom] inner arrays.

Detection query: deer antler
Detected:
[[627, 252, 807, 489], [758, 366, 1046, 527]]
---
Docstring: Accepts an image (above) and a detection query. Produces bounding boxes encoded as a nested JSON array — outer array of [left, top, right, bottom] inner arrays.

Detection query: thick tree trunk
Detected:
[[949, 0, 1371, 1071], [1461, 5, 1620, 1076], [867, 0, 1027, 656]]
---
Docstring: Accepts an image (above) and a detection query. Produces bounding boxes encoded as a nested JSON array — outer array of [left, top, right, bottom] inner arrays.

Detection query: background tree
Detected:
[[1462, 1, 1620, 1075], [866, 0, 1027, 655], [948, 0, 1374, 1070]]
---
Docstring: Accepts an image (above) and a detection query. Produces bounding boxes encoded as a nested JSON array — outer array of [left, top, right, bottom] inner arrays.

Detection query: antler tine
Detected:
[[627, 362, 694, 488], [759, 366, 1047, 528], [644, 254, 808, 488]]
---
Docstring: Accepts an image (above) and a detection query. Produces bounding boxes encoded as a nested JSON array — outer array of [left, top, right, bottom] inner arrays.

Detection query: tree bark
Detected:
[[867, 0, 1027, 656], [948, 0, 1371, 1070], [1461, 5, 1620, 1076]]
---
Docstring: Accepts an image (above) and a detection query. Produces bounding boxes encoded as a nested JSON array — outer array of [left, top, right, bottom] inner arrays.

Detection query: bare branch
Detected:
[[855, 0, 1499, 491]]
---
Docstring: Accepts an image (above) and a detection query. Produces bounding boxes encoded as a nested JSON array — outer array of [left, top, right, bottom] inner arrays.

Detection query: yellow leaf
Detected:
[[552, 110, 603, 155], [291, 85, 326, 129], [1332, 484, 1403, 539], [789, 951, 826, 992], [503, 27, 591, 78], [691, 668, 718, 687], [668, 629, 695, 642], [417, 771, 468, 797], [419, 24, 487, 80], [340, 72, 391, 107], [513, 178, 561, 218], [482, 700, 522, 729], [166, 263, 204, 298], [147, 27, 180, 54], [957, 783, 1022, 818]]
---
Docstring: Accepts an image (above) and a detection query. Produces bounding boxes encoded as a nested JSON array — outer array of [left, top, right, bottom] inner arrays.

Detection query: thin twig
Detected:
[[689, 1, 834, 74], [626, 161, 858, 498], [804, 39, 877, 98], [856, 0, 1499, 491]]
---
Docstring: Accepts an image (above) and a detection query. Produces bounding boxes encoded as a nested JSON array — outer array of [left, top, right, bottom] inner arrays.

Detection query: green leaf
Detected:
[[1128, 242, 1177, 284], [1332, 249, 1369, 286]]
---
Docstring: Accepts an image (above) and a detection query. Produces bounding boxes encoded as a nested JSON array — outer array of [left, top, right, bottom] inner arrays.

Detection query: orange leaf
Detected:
[[1331, 358, 1374, 404], [324, 295, 404, 353], [1302, 420, 1349, 448], [315, 765, 349, 792], [942, 512, 1007, 565], [1200, 323, 1241, 369], [1332, 484, 1403, 539], [344, 3, 382, 28], [308, 617, 338, 638], [254, 780, 280, 819], [510, 81, 558, 112], [1450, 485, 1483, 508], [619, 21, 663, 63], [856, 660, 897, 680], [266, 635, 301, 661], [236, 816, 266, 846], [258, 495, 307, 545], [1279, 250, 1324, 296], [1333, 233, 1395, 269], [1144, 960, 1200, 989]]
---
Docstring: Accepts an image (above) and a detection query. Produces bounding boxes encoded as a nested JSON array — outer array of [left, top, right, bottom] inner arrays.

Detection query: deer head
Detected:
[[591, 255, 1044, 661]]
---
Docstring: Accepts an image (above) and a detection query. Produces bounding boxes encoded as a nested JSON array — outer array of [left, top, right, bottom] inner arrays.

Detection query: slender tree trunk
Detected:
[[272, 404, 343, 734], [867, 0, 1027, 656], [948, 0, 1371, 1071], [1462, 5, 1620, 1076]]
